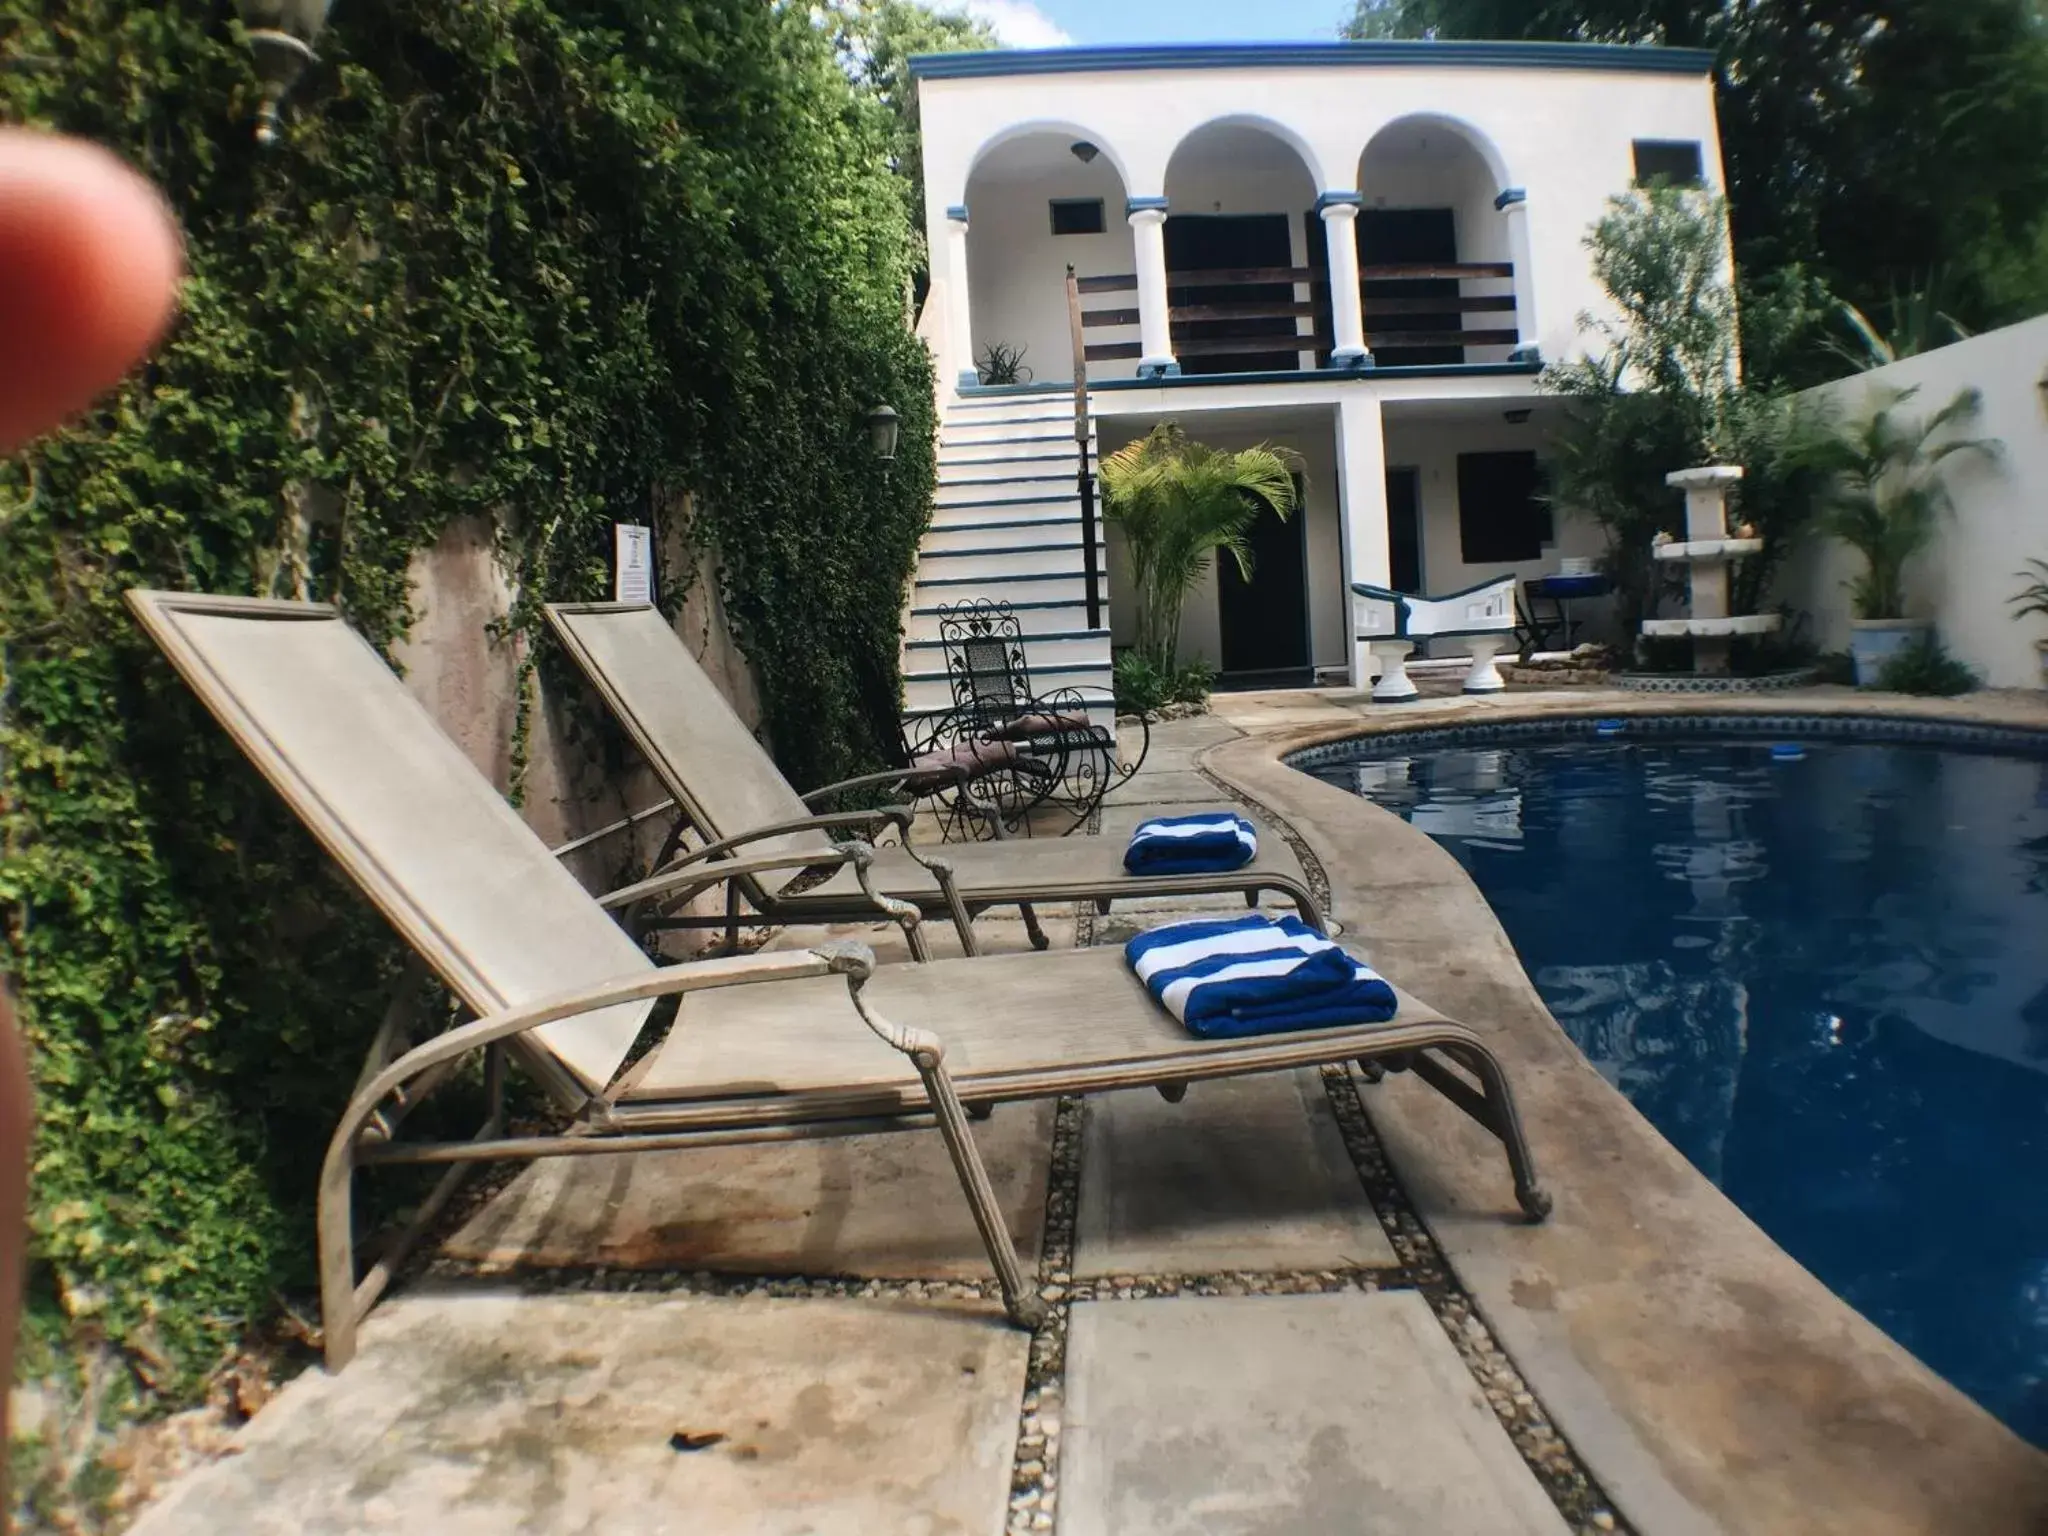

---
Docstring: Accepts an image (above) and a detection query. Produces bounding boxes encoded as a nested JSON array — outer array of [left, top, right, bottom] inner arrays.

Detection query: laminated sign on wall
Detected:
[[614, 524, 654, 605]]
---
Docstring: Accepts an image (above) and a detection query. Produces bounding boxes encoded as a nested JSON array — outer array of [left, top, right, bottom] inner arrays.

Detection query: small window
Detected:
[[1457, 452, 1548, 564], [1050, 198, 1106, 237], [1632, 139, 1704, 187]]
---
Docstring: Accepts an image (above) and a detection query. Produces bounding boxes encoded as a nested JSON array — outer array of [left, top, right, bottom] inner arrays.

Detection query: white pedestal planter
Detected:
[[1849, 619, 1932, 687]]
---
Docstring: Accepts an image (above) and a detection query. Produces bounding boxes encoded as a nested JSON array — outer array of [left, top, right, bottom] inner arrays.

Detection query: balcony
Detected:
[[1076, 258, 1521, 374]]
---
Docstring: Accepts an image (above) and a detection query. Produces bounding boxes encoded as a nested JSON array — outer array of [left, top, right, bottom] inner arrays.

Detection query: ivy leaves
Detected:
[[0, 0, 935, 1427]]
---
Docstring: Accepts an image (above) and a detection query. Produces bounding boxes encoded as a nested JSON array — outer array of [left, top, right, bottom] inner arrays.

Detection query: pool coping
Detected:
[[1199, 687, 2048, 1536]]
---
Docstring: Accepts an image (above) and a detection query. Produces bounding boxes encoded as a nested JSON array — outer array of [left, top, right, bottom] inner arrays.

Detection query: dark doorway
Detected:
[[1217, 474, 1311, 682], [1165, 214, 1301, 375], [1359, 208, 1461, 367], [1386, 466, 1423, 594]]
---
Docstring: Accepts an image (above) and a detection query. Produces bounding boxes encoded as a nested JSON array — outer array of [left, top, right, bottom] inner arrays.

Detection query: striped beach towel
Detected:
[[1124, 914, 1399, 1040], [1123, 811, 1258, 875]]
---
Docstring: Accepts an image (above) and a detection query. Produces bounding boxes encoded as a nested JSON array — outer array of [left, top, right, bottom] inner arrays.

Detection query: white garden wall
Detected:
[[1774, 314, 2048, 689]]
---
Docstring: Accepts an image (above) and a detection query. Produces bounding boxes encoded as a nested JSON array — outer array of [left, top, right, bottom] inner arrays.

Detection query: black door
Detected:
[[1359, 208, 1461, 367], [1217, 474, 1310, 681], [1386, 467, 1423, 594], [1164, 214, 1300, 375]]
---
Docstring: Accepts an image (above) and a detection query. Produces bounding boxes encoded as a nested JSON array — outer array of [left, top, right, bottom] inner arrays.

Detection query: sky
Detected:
[[961, 0, 1357, 48]]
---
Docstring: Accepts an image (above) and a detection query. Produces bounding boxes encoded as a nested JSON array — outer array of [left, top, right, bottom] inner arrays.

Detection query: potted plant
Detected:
[[2013, 558, 2048, 687], [1815, 384, 1998, 685]]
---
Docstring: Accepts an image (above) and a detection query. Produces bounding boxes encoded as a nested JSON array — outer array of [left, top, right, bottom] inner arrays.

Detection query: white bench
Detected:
[[1351, 577, 1518, 702]]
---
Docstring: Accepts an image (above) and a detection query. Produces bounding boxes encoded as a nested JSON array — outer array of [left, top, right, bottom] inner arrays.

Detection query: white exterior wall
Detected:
[[1773, 314, 2048, 690], [920, 55, 1725, 391], [1383, 418, 1604, 600]]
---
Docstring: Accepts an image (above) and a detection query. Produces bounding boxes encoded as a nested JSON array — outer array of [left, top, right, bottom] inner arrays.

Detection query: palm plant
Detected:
[[1099, 422, 1300, 669], [1815, 385, 1998, 620]]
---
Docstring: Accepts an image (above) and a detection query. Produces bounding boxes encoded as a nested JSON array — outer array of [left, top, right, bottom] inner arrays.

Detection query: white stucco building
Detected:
[[901, 40, 1725, 712]]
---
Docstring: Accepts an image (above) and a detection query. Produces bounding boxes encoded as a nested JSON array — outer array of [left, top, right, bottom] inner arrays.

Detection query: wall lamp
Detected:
[[866, 404, 901, 464], [234, 0, 333, 145]]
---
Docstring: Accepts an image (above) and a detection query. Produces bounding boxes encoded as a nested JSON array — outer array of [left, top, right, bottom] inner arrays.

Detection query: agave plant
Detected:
[[1099, 422, 1300, 670], [1815, 385, 1999, 620], [1822, 272, 1973, 374]]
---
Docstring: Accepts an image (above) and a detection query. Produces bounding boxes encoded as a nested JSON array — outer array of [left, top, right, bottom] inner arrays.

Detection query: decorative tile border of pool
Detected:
[[1283, 711, 2048, 772]]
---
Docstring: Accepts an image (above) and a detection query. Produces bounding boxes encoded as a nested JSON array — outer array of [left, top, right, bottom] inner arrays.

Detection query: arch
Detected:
[[960, 126, 1139, 384], [1164, 113, 1327, 197], [1356, 112, 1511, 195], [956, 119, 1135, 209], [1356, 113, 1523, 366]]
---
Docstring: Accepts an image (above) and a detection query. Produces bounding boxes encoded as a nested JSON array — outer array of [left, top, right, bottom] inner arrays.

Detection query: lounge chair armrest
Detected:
[[597, 842, 866, 911], [662, 809, 913, 869], [330, 945, 874, 1152], [801, 768, 958, 806]]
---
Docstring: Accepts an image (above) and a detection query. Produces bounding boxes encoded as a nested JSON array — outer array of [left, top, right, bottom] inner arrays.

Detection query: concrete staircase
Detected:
[[904, 389, 1114, 731]]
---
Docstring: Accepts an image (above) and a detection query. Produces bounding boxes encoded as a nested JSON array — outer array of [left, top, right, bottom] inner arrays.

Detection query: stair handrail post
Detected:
[[1066, 264, 1101, 632]]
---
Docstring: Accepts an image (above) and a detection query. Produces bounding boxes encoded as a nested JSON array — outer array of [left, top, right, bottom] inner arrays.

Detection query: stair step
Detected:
[[902, 631, 1111, 669], [915, 543, 1105, 579], [904, 600, 1099, 642], [938, 436, 1087, 465], [912, 573, 1096, 607], [921, 518, 1095, 553]]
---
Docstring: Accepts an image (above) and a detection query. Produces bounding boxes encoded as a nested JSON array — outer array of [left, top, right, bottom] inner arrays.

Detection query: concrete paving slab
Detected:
[[443, 1101, 1052, 1278], [1099, 769, 1238, 804], [1060, 1290, 1570, 1536], [1075, 1071, 1394, 1275], [131, 1289, 1027, 1536]]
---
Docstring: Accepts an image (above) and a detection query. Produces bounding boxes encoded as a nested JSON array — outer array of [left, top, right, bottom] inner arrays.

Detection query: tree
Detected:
[[1100, 424, 1301, 669], [1543, 187, 1836, 646], [1343, 1, 2048, 343], [822, 0, 997, 280]]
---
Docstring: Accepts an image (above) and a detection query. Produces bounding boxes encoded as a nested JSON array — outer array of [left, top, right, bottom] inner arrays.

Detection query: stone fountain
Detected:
[[1638, 466, 1778, 680]]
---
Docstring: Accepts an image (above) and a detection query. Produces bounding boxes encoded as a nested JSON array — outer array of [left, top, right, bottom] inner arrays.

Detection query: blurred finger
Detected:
[[0, 128, 183, 454]]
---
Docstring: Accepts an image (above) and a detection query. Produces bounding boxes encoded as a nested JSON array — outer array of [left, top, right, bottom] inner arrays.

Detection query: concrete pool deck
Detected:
[[128, 685, 2048, 1534]]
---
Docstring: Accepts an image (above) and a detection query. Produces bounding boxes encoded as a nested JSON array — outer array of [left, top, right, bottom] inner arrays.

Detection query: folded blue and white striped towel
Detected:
[[1123, 812, 1258, 875], [1124, 914, 1399, 1040]]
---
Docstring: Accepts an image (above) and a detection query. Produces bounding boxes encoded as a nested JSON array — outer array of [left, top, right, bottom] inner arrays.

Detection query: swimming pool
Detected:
[[1296, 718, 2048, 1446]]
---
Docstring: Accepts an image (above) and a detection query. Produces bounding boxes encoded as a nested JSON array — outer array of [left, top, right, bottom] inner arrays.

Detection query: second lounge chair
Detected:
[[544, 601, 1323, 956]]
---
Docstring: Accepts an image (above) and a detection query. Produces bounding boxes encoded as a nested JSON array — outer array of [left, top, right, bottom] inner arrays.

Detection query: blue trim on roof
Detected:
[[1088, 359, 1543, 392], [1494, 187, 1528, 210], [952, 383, 1072, 401], [909, 41, 1716, 81], [1315, 190, 1364, 213]]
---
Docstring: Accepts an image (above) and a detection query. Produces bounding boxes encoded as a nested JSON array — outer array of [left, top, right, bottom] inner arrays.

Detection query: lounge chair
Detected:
[[543, 601, 1320, 954], [126, 589, 1553, 1371]]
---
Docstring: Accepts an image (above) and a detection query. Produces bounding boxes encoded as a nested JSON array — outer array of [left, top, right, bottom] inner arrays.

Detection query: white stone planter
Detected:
[[1849, 618, 1932, 687]]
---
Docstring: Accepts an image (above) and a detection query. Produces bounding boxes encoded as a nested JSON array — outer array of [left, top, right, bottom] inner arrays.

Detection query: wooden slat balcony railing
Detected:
[[1075, 262, 1520, 367]]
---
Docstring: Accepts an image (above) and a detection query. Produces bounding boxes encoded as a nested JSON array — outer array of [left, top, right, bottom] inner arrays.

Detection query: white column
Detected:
[[1495, 188, 1540, 364], [1336, 394, 1391, 688], [1317, 193, 1370, 370], [1127, 199, 1178, 378], [945, 204, 976, 391]]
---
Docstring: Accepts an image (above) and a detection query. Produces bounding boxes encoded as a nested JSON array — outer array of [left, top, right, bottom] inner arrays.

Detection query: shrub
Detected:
[[1113, 652, 1214, 717], [1876, 633, 1978, 696]]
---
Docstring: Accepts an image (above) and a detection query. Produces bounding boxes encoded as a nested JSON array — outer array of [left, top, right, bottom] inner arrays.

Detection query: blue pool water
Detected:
[[1303, 725, 2048, 1445]]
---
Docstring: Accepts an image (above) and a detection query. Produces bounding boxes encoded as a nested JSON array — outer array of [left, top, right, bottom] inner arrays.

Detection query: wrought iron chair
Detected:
[[934, 599, 1149, 835]]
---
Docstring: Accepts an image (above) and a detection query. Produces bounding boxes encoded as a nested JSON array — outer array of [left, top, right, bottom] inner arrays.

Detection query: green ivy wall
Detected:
[[0, 0, 935, 1403]]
